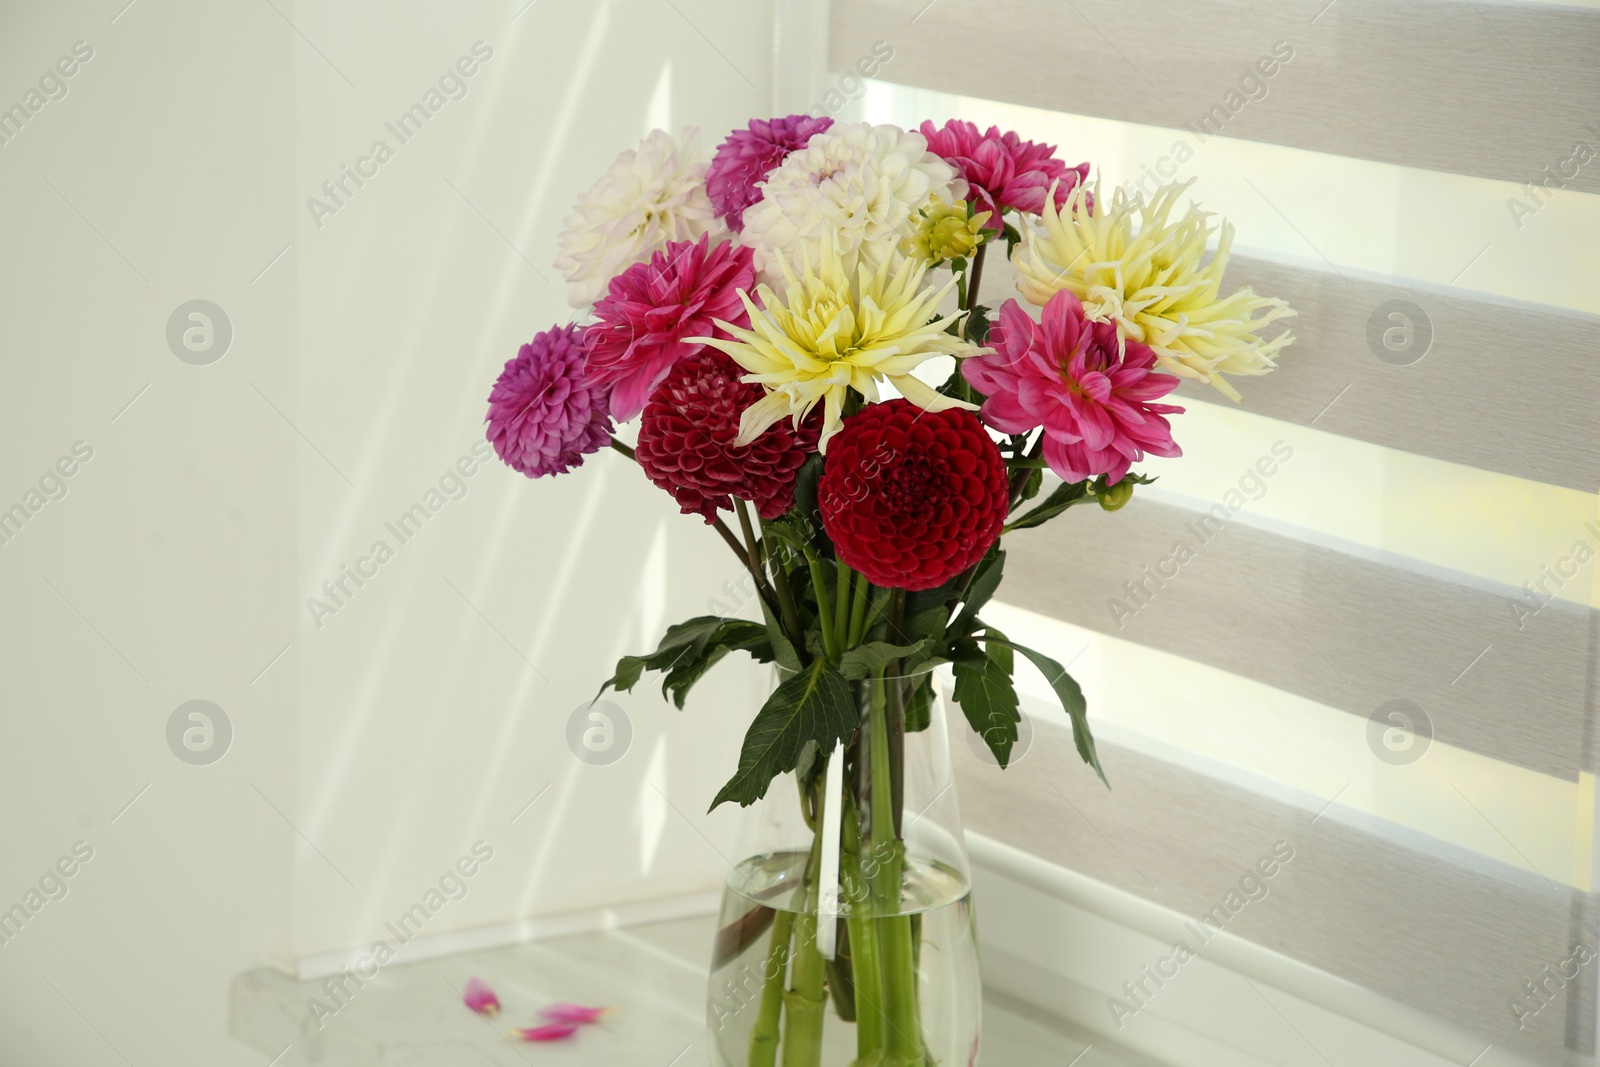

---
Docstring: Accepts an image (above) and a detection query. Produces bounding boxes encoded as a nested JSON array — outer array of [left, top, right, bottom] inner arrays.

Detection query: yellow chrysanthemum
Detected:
[[1013, 178, 1296, 401], [695, 236, 978, 451]]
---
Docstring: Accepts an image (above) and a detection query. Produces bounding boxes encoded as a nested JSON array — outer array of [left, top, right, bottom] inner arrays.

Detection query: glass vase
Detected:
[[706, 667, 981, 1066]]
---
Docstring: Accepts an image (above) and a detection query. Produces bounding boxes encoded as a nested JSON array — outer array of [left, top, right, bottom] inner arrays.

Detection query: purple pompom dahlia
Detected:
[[486, 324, 614, 479], [705, 114, 834, 232]]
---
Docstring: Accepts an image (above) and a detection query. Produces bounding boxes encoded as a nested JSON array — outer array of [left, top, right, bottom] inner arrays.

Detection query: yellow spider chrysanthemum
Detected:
[[1014, 178, 1296, 401], [695, 236, 978, 451]]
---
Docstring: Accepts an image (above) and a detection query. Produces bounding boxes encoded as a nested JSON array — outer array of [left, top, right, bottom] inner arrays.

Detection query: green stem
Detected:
[[747, 909, 794, 1067], [868, 666, 922, 1064], [964, 242, 989, 335], [886, 592, 908, 836], [759, 517, 809, 662], [807, 556, 840, 662], [841, 785, 885, 1057], [781, 824, 827, 1066], [834, 564, 854, 655], [846, 573, 872, 647], [1007, 433, 1044, 508], [734, 498, 763, 582]]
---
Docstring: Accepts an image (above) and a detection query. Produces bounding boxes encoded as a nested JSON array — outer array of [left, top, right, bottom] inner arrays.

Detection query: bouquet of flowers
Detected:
[[485, 117, 1294, 1067]]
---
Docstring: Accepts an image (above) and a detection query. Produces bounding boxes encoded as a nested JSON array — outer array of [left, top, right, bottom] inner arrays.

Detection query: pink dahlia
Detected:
[[584, 234, 755, 422], [486, 324, 613, 479], [635, 350, 819, 523], [918, 119, 1090, 226], [706, 115, 834, 232], [963, 293, 1184, 485]]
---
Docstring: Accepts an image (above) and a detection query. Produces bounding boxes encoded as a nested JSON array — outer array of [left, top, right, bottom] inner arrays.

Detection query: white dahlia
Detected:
[[554, 128, 723, 307], [740, 122, 964, 286]]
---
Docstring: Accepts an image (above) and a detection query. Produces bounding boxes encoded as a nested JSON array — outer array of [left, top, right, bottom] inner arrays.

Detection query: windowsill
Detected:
[[230, 836, 1508, 1067], [229, 911, 1162, 1066]]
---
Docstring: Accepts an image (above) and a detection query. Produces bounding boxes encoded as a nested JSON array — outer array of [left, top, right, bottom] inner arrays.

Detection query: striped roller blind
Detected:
[[829, 0, 1600, 1062]]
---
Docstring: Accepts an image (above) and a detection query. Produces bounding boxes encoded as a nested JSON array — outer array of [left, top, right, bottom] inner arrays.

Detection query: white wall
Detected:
[[0, 0, 774, 1062]]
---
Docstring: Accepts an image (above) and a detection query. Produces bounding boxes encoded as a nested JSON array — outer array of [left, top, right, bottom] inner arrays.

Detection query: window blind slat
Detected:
[[953, 713, 1585, 1062], [998, 493, 1596, 780], [831, 0, 1600, 192]]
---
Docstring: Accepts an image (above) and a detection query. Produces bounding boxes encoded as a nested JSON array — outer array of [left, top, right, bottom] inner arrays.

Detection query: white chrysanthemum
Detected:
[[740, 122, 964, 287], [554, 128, 723, 307], [1014, 178, 1296, 400]]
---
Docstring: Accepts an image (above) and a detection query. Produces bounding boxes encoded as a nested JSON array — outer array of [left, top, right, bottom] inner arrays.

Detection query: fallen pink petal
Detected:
[[510, 1022, 581, 1042], [539, 1002, 611, 1025], [461, 978, 500, 1017]]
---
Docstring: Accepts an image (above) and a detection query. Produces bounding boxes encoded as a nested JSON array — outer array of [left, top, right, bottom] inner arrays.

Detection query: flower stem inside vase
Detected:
[[710, 603, 979, 1067]]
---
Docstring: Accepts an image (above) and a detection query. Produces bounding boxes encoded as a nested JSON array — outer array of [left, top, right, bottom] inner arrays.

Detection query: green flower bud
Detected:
[[909, 198, 991, 265], [1099, 478, 1135, 511]]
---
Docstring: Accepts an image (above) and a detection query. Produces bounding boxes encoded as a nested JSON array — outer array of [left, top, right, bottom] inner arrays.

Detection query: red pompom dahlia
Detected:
[[635, 350, 820, 523], [818, 400, 1008, 591]]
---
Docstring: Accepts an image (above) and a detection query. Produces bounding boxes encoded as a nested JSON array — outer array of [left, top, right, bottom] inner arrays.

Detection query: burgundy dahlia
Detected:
[[485, 324, 613, 478], [705, 114, 834, 232], [635, 350, 819, 523], [818, 400, 1009, 591], [585, 234, 755, 423], [918, 119, 1090, 225]]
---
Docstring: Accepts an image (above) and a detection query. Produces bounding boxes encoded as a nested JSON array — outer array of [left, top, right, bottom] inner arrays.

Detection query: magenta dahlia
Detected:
[[964, 293, 1183, 485], [918, 119, 1090, 225], [706, 115, 834, 232], [818, 400, 1009, 591], [584, 234, 755, 423], [486, 324, 613, 479], [635, 350, 819, 523]]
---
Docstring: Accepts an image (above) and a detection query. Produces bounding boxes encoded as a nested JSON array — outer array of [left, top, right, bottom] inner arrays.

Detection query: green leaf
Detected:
[[965, 303, 993, 345], [661, 644, 731, 710], [900, 607, 950, 670], [1002, 221, 1023, 258], [761, 516, 812, 570], [860, 585, 895, 642], [906, 579, 960, 619], [1017, 466, 1043, 504], [950, 650, 1021, 769], [711, 659, 859, 810], [903, 676, 934, 733], [597, 655, 647, 700], [760, 599, 803, 673], [980, 633, 1107, 787], [951, 549, 1005, 636], [715, 619, 773, 654], [935, 366, 978, 405], [838, 640, 927, 681], [794, 738, 822, 793], [983, 624, 1014, 674], [656, 616, 727, 654], [595, 616, 767, 704], [789, 454, 827, 551], [1004, 479, 1094, 532]]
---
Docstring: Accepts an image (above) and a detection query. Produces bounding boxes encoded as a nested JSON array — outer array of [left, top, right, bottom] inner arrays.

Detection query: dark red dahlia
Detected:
[[635, 350, 819, 523], [818, 400, 1009, 591]]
